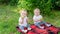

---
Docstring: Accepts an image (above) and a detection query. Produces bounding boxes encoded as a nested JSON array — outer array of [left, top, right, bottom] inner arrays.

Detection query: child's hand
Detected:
[[21, 22, 23, 24], [38, 18, 43, 21], [21, 16, 24, 19], [20, 16, 24, 24]]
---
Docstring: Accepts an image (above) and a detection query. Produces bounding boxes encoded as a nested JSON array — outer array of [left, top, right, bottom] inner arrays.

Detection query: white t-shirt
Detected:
[[33, 15, 43, 23], [19, 17, 28, 26]]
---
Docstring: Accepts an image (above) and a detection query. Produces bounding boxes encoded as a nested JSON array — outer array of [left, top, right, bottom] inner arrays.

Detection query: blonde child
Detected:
[[33, 8, 51, 29], [19, 9, 31, 33]]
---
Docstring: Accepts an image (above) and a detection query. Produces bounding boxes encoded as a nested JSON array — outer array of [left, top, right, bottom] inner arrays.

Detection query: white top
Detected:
[[33, 15, 43, 23], [19, 17, 28, 26]]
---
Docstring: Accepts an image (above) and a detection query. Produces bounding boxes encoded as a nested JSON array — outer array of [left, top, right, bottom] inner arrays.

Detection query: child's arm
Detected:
[[26, 18, 28, 23], [33, 17, 38, 22], [38, 18, 43, 22], [33, 18, 43, 22], [26, 17, 30, 24], [19, 17, 24, 24], [33, 19, 38, 22], [38, 15, 43, 22]]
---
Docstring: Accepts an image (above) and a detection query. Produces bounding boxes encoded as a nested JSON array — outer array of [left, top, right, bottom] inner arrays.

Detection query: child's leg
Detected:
[[34, 22, 42, 28], [41, 21, 51, 27], [27, 24, 30, 28], [19, 25, 28, 33], [41, 21, 46, 24], [26, 24, 31, 30], [34, 22, 44, 29], [19, 25, 24, 30]]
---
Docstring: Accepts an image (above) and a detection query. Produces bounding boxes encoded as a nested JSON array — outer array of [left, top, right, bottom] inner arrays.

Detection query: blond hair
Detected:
[[34, 8, 40, 12], [19, 9, 27, 14], [19, 9, 27, 17]]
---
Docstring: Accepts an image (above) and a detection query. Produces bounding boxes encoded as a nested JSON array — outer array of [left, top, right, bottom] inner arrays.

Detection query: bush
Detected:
[[0, 0, 10, 4], [10, 0, 19, 6], [56, 1, 60, 7], [18, 0, 52, 16], [0, 0, 53, 16], [0, 0, 18, 5], [52, 0, 60, 9]]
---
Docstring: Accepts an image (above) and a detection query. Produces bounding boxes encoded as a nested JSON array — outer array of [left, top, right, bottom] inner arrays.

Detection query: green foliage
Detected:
[[18, 0, 52, 16], [0, 0, 10, 4], [10, 0, 19, 6], [0, 0, 18, 5], [1, 0, 59, 15], [52, 0, 60, 9], [55, 1, 60, 7]]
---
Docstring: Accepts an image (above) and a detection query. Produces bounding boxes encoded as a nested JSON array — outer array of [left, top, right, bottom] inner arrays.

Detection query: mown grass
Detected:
[[44, 10, 60, 27], [0, 5, 20, 34], [0, 5, 60, 34]]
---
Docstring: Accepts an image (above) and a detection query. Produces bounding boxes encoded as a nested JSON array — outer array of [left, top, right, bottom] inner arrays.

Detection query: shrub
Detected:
[[52, 0, 60, 9], [56, 1, 60, 7], [10, 0, 19, 6], [0, 0, 18, 5], [0, 0, 10, 4], [18, 0, 52, 16], [0, 0, 53, 16]]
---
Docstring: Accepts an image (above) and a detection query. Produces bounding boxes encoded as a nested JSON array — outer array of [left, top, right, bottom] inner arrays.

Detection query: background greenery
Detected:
[[0, 0, 60, 34]]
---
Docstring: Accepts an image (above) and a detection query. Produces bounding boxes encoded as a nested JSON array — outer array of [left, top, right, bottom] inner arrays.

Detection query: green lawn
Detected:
[[0, 5, 60, 34]]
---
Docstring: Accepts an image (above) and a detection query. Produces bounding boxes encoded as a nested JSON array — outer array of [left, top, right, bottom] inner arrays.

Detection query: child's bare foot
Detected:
[[22, 30, 27, 33], [28, 28, 31, 30], [40, 26, 44, 29], [46, 24, 51, 27]]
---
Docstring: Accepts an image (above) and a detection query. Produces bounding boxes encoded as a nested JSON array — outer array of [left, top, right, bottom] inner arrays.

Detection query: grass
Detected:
[[44, 10, 60, 27], [0, 5, 20, 34], [0, 5, 60, 34]]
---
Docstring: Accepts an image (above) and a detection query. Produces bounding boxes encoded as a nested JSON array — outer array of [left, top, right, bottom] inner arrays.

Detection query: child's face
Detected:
[[21, 11, 27, 17], [34, 9, 40, 16]]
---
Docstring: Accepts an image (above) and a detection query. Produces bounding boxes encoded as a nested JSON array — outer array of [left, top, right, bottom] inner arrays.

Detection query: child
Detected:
[[33, 8, 51, 29], [19, 9, 31, 33]]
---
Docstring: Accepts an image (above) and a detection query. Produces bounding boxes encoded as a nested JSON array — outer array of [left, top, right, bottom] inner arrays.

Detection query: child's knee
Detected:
[[19, 26, 24, 30]]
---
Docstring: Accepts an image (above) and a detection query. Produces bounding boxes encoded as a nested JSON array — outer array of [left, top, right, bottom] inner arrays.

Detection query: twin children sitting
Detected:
[[19, 8, 51, 33]]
